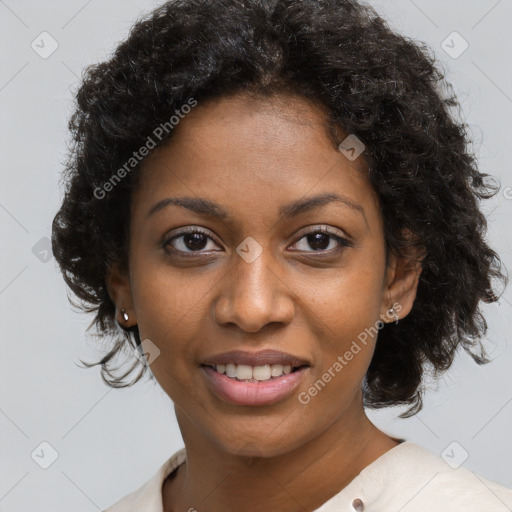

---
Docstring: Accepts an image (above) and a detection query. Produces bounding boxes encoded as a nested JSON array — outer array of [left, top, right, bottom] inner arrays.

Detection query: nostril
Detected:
[[352, 498, 364, 511]]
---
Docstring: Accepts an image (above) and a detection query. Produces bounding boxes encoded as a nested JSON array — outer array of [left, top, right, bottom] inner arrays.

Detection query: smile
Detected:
[[201, 364, 309, 406], [208, 363, 299, 381]]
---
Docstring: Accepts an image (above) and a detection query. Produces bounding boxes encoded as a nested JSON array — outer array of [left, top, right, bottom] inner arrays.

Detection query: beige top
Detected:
[[103, 441, 512, 511]]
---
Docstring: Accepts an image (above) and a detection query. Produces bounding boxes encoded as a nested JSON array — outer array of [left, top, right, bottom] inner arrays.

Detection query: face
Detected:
[[107, 91, 420, 458]]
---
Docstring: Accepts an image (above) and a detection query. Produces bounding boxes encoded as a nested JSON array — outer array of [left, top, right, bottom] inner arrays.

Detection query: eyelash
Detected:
[[163, 226, 352, 256]]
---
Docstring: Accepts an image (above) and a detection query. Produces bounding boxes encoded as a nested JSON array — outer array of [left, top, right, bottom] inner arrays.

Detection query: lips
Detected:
[[201, 349, 310, 369], [201, 365, 309, 406], [200, 349, 311, 406]]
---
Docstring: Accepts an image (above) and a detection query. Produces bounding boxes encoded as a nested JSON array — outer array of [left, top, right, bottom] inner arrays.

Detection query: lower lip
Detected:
[[201, 365, 309, 406]]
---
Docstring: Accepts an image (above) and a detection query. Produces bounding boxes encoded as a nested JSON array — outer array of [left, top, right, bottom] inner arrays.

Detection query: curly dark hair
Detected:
[[51, 0, 507, 417]]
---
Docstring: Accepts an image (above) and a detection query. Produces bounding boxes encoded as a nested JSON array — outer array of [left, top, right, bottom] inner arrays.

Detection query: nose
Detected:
[[211, 251, 295, 333]]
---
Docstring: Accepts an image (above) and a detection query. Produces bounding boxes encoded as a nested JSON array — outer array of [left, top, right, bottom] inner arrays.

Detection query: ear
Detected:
[[105, 261, 136, 327], [380, 231, 425, 323]]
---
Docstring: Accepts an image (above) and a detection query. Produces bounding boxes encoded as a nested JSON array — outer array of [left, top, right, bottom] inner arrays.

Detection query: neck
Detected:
[[163, 397, 399, 512]]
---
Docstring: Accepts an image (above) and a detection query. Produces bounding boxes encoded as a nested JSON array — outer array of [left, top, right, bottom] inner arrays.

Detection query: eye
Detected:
[[289, 227, 352, 254], [163, 226, 352, 256], [163, 227, 220, 254]]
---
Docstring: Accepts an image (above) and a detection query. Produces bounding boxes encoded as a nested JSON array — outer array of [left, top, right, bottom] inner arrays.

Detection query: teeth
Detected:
[[271, 364, 283, 377], [225, 363, 237, 378], [252, 365, 271, 380], [214, 363, 296, 381], [237, 365, 253, 380]]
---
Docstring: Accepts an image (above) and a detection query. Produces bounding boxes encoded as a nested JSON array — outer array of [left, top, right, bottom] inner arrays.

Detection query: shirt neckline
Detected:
[[156, 438, 409, 511]]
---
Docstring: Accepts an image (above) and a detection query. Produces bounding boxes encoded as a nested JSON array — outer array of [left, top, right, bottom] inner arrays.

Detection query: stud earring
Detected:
[[121, 308, 129, 323], [387, 305, 399, 325]]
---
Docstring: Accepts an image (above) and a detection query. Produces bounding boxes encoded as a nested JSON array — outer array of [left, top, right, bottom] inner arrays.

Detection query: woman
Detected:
[[51, 0, 512, 510]]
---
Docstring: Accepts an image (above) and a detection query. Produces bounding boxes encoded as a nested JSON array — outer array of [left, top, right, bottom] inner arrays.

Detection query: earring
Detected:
[[121, 308, 129, 323], [387, 305, 399, 325]]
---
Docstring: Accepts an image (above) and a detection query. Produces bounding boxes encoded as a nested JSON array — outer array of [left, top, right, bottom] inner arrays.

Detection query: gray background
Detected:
[[1, 0, 511, 510]]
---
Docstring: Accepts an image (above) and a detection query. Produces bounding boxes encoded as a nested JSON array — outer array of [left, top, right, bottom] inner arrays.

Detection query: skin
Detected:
[[106, 91, 423, 511]]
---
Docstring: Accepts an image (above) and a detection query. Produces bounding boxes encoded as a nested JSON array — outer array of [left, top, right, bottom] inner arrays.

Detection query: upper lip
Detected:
[[202, 349, 310, 368]]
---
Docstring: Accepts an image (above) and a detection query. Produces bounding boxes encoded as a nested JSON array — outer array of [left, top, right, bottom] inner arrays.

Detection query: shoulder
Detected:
[[102, 447, 187, 512], [367, 442, 512, 511]]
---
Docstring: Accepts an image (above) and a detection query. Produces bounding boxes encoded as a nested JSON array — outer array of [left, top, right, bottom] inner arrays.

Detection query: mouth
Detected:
[[201, 349, 310, 371], [200, 350, 310, 406], [201, 362, 309, 382]]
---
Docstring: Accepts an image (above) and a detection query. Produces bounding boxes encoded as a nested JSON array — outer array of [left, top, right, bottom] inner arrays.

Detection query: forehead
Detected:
[[132, 92, 380, 229]]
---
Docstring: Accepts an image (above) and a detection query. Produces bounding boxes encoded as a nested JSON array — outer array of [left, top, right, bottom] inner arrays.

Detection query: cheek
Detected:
[[130, 261, 212, 397], [295, 252, 386, 381], [304, 253, 385, 332], [129, 253, 210, 356]]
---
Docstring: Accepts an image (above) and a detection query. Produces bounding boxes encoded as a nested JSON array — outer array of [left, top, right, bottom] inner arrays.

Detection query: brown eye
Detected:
[[303, 232, 334, 251], [164, 228, 219, 254], [290, 227, 352, 254]]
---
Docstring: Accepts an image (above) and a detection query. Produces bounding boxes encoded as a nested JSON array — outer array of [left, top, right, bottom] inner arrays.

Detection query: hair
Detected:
[[51, 0, 507, 417]]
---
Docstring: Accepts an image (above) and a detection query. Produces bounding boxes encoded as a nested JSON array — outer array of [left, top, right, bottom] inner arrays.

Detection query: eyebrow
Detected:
[[146, 192, 367, 226]]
